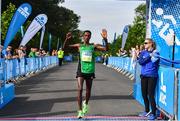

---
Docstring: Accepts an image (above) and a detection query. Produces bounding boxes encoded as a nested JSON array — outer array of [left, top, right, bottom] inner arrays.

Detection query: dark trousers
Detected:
[[59, 58, 63, 66], [141, 76, 157, 115]]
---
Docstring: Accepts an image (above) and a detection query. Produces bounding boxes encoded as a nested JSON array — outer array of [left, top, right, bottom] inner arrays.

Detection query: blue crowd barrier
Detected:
[[0, 83, 14, 109], [95, 56, 103, 63], [108, 56, 180, 120], [108, 57, 136, 75], [134, 64, 175, 118], [133, 63, 144, 106], [0, 56, 58, 109], [0, 59, 5, 86], [64, 55, 73, 62], [178, 74, 180, 119]]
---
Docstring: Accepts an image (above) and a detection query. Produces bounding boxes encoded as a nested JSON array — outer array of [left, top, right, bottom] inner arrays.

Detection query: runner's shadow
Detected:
[[91, 95, 133, 100], [0, 96, 77, 117]]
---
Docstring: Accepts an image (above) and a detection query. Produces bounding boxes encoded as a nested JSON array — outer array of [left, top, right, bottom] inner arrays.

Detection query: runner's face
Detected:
[[83, 32, 91, 43]]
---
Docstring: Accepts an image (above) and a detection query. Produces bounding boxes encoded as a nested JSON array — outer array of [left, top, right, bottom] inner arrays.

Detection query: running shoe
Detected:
[[77, 110, 84, 119], [138, 111, 149, 117], [147, 114, 156, 120], [82, 101, 89, 115]]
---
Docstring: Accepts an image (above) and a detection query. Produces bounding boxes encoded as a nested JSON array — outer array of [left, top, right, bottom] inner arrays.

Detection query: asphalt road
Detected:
[[0, 63, 143, 118]]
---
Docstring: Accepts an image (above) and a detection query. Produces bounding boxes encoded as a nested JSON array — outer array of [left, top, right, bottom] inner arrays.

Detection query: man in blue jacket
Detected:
[[138, 38, 159, 120]]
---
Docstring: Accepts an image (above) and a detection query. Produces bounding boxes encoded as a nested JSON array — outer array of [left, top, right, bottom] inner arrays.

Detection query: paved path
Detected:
[[0, 63, 143, 119]]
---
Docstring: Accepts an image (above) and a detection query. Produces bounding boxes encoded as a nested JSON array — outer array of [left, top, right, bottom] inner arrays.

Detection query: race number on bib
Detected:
[[81, 51, 92, 62]]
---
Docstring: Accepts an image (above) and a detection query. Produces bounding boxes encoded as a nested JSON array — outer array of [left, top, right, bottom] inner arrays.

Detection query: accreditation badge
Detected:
[[81, 50, 92, 62]]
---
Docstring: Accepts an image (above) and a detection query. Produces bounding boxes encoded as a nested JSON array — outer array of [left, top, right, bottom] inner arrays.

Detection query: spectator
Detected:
[[29, 48, 37, 58], [118, 48, 127, 57], [101, 54, 105, 63], [0, 45, 4, 58], [104, 53, 109, 65], [22, 46, 27, 57], [135, 45, 139, 51], [51, 50, 55, 56], [18, 45, 26, 58], [13, 49, 19, 59], [46, 51, 50, 56], [4, 46, 13, 60], [38, 48, 43, 57], [138, 38, 159, 120], [42, 50, 47, 56], [140, 44, 145, 52], [55, 50, 58, 56]]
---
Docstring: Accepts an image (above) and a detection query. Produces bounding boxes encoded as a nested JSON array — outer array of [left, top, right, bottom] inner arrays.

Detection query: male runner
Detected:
[[63, 30, 108, 118]]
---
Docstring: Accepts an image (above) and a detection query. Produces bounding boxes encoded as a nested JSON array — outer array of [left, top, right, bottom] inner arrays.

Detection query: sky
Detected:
[[60, 0, 145, 44]]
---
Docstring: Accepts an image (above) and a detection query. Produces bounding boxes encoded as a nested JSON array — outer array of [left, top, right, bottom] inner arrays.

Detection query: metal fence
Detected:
[[108, 57, 180, 120], [1, 56, 58, 84]]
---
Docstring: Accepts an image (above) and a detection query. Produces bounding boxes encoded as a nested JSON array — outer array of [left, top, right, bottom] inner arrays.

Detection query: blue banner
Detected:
[[121, 25, 129, 49], [157, 66, 175, 115], [178, 72, 180, 119], [151, 0, 180, 67], [0, 84, 15, 109], [3, 3, 32, 49]]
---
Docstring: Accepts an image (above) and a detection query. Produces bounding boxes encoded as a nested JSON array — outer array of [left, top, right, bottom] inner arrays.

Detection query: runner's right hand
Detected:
[[101, 29, 107, 39]]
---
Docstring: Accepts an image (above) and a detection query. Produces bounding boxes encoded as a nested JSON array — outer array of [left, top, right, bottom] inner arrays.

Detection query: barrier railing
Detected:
[[64, 55, 73, 62], [108, 57, 180, 120], [0, 56, 58, 109], [1, 56, 58, 84]]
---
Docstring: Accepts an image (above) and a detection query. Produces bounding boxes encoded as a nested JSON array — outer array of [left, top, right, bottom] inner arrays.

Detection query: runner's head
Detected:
[[83, 30, 91, 44]]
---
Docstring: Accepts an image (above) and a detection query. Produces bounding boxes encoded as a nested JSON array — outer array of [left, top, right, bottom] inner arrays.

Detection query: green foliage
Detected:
[[125, 3, 146, 52], [1, 3, 16, 42], [108, 3, 146, 56], [108, 36, 122, 56], [2, 0, 80, 52]]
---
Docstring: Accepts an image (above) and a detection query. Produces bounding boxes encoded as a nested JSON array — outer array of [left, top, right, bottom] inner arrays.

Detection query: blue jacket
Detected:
[[138, 50, 159, 77]]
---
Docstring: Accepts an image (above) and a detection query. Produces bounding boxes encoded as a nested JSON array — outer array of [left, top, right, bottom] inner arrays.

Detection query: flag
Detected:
[[121, 25, 130, 49], [39, 26, 45, 49], [20, 14, 48, 46], [3, 3, 32, 49]]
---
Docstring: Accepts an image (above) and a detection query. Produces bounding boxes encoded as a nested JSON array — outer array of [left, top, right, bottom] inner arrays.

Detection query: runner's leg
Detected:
[[85, 78, 93, 104], [77, 77, 84, 110]]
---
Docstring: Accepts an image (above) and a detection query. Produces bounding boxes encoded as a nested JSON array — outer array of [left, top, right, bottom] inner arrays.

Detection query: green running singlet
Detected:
[[79, 44, 95, 74]]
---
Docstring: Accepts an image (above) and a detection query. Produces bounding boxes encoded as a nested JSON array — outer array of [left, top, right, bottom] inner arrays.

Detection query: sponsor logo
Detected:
[[35, 16, 46, 26], [0, 92, 3, 104], [17, 6, 30, 18], [159, 72, 167, 106]]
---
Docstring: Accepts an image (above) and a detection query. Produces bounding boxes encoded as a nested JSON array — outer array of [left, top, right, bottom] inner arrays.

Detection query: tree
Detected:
[[110, 3, 146, 56], [1, 3, 16, 42], [125, 3, 146, 51], [107, 35, 122, 56], [2, 0, 80, 52]]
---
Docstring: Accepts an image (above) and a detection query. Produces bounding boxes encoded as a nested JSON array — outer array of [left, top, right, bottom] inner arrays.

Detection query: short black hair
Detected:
[[83, 30, 91, 36]]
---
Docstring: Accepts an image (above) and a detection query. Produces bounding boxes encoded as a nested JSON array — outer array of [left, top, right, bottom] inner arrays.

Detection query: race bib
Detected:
[[81, 51, 92, 62]]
